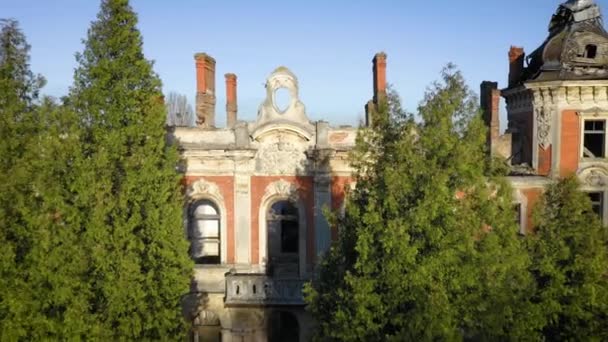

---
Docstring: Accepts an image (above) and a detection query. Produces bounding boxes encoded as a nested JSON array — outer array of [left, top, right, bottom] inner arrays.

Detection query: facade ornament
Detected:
[[187, 178, 224, 201], [535, 106, 553, 150], [579, 166, 608, 187], [264, 179, 300, 203], [256, 137, 306, 175]]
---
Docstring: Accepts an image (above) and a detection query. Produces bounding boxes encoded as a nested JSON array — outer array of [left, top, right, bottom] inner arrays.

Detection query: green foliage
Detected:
[[0, 18, 49, 340], [65, 0, 192, 339], [528, 176, 608, 341], [305, 66, 539, 341], [3, 1, 192, 339]]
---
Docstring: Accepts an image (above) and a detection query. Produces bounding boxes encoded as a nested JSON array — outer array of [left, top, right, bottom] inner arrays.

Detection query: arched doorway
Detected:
[[266, 200, 299, 277], [268, 311, 299, 342]]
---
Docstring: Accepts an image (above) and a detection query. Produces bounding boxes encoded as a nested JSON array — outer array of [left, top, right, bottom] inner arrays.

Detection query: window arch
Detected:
[[189, 200, 221, 264]]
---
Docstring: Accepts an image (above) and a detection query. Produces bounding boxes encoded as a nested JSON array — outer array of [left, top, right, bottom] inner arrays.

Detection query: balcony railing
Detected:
[[225, 273, 306, 306]]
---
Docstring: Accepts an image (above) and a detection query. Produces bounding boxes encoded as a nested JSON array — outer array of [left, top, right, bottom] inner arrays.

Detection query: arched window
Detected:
[[269, 201, 299, 253], [267, 200, 299, 276], [190, 200, 220, 264]]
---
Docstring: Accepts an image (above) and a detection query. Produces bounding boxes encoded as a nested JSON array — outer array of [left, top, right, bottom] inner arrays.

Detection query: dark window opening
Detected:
[[268, 201, 299, 255], [588, 192, 603, 220], [189, 200, 221, 265], [583, 120, 605, 158], [585, 44, 598, 59], [267, 200, 300, 277], [281, 220, 299, 253], [268, 311, 299, 342], [513, 203, 522, 227]]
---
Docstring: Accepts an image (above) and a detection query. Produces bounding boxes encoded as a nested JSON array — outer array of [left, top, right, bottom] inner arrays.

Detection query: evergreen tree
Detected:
[[528, 176, 608, 340], [68, 0, 192, 338], [0, 18, 47, 339], [305, 66, 541, 341]]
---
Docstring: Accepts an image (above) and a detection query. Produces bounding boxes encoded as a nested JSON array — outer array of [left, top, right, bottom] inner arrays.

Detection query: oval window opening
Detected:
[[274, 87, 291, 114]]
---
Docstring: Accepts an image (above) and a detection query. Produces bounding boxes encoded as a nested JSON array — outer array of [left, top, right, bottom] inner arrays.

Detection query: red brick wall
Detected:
[[560, 109, 580, 177], [537, 146, 552, 176], [330, 176, 354, 241], [184, 176, 235, 263], [250, 176, 314, 265], [522, 188, 542, 234]]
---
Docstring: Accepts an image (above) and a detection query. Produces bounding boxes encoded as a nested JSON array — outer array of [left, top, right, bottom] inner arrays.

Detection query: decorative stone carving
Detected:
[[256, 134, 307, 175], [250, 66, 315, 140], [535, 106, 553, 150], [579, 166, 608, 187], [193, 310, 220, 326], [187, 178, 224, 201], [264, 179, 300, 202]]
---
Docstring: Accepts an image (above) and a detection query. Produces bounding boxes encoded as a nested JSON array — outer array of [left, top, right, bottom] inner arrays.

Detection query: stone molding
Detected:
[[187, 178, 224, 202], [578, 165, 608, 188], [263, 179, 300, 203]]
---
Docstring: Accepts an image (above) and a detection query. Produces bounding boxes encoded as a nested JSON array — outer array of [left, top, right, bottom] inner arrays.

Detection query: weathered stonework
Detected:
[[173, 61, 358, 341]]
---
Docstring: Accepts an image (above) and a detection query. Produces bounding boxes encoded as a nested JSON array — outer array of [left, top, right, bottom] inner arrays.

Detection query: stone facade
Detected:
[[172, 57, 363, 341], [172, 1, 608, 340], [488, 0, 608, 232]]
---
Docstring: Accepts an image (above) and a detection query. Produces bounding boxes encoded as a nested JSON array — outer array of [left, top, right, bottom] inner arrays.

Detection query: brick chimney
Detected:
[[225, 73, 237, 128], [195, 53, 216, 128], [373, 52, 387, 103], [480, 81, 501, 153], [365, 52, 387, 126], [508, 46, 525, 88]]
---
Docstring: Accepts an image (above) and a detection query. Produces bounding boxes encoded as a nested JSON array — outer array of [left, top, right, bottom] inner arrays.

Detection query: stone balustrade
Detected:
[[225, 273, 305, 306]]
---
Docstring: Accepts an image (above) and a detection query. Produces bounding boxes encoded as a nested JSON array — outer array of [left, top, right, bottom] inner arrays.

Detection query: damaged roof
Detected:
[[515, 0, 608, 85]]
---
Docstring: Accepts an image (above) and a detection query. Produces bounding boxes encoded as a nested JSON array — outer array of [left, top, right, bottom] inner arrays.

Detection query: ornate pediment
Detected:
[[187, 178, 223, 201], [578, 165, 608, 187], [250, 66, 314, 140], [263, 179, 300, 202]]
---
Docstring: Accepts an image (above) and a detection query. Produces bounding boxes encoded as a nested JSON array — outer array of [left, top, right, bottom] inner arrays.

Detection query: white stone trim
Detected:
[[187, 178, 228, 264], [577, 111, 608, 162], [512, 189, 528, 235], [258, 179, 307, 278], [578, 166, 608, 225]]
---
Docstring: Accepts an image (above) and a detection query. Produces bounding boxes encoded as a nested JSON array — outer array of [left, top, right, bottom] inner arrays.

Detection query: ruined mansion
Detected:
[[172, 1, 608, 341]]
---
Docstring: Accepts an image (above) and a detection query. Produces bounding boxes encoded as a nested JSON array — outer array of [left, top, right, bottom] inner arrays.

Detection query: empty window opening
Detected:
[[588, 192, 604, 220], [513, 203, 522, 227], [268, 201, 299, 254], [583, 120, 606, 158], [585, 44, 598, 59], [190, 200, 221, 264], [267, 200, 300, 277], [268, 311, 299, 342]]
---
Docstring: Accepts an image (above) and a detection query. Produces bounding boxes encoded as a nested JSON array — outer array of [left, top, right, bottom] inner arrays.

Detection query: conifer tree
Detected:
[[528, 176, 608, 340], [68, 0, 192, 338], [0, 18, 47, 339], [306, 66, 541, 340]]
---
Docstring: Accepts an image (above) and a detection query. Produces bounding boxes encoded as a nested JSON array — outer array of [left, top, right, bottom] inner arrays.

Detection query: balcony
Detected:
[[225, 273, 306, 306]]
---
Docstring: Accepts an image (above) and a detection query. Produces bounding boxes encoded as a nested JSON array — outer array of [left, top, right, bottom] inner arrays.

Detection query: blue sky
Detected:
[[2, 0, 607, 129]]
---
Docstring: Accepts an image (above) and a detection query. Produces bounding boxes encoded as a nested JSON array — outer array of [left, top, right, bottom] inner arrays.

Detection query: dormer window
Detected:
[[585, 44, 598, 59]]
